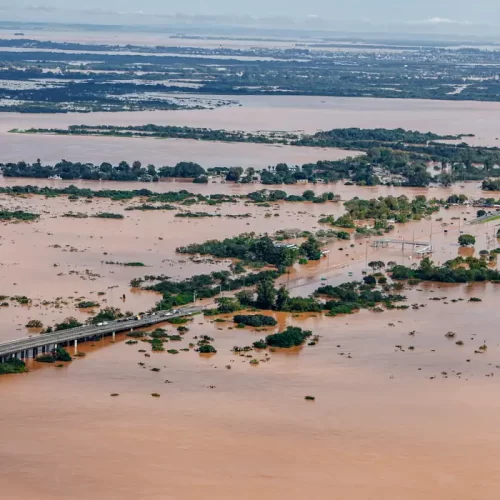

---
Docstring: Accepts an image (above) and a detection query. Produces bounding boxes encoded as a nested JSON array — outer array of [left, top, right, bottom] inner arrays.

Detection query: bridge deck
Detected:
[[0, 306, 202, 361], [372, 239, 431, 247]]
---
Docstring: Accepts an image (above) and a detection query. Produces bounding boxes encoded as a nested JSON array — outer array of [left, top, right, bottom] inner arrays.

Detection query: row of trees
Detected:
[[391, 256, 499, 283]]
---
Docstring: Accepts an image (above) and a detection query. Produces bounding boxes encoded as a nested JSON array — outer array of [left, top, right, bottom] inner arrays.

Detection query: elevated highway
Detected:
[[0, 306, 202, 362]]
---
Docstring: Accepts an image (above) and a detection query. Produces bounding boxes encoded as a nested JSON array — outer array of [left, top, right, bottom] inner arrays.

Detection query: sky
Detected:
[[0, 0, 498, 33]]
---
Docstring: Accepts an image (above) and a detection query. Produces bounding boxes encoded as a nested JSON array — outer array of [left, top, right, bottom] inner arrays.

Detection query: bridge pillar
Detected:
[[74, 339, 78, 354], [112, 331, 116, 341]]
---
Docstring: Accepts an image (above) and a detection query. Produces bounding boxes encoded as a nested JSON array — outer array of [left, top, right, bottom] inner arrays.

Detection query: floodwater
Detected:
[[2, 94, 500, 169], [0, 130, 351, 169], [2, 34, 500, 495], [2, 262, 500, 499], [0, 182, 496, 343], [0, 174, 494, 199]]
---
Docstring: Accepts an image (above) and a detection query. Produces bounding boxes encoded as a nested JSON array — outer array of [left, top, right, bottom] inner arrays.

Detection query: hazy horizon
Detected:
[[0, 1, 498, 37]]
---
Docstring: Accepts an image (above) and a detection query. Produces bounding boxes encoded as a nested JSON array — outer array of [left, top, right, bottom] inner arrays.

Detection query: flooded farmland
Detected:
[[2, 153, 500, 500], [2, 94, 500, 167], [2, 260, 500, 499], [0, 179, 497, 340], [3, 27, 500, 497]]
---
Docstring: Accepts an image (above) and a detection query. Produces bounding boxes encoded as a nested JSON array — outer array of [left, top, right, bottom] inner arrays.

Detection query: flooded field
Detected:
[[2, 34, 500, 495], [2, 94, 500, 168], [2, 269, 500, 499], [0, 174, 494, 199], [0, 180, 496, 343], [0, 131, 348, 168]]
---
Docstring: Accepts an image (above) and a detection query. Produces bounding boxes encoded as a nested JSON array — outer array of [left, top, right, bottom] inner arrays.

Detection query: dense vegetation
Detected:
[[320, 195, 440, 230], [93, 212, 124, 220], [0, 184, 339, 208], [233, 315, 278, 327], [0, 357, 27, 375], [315, 281, 406, 316], [88, 307, 125, 325], [482, 179, 500, 191], [177, 233, 325, 268], [391, 256, 500, 283], [35, 347, 72, 363], [265, 327, 313, 348], [135, 269, 280, 310], [0, 209, 39, 221], [0, 160, 207, 182], [3, 125, 500, 186], [52, 317, 83, 332], [23, 125, 467, 151]]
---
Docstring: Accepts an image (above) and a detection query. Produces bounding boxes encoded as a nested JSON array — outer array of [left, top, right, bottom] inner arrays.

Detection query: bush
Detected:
[[166, 317, 189, 325], [198, 345, 217, 354], [327, 303, 358, 316], [35, 354, 56, 363], [151, 339, 165, 351], [233, 314, 278, 327], [77, 301, 99, 308], [0, 358, 27, 375], [26, 319, 43, 328], [150, 329, 169, 338], [266, 326, 313, 348], [458, 234, 476, 247], [93, 212, 124, 219], [89, 307, 123, 324], [54, 317, 83, 331], [252, 340, 268, 349]]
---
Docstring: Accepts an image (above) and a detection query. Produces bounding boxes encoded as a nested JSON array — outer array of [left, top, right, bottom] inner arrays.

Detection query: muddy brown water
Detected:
[[1, 65, 500, 494], [2, 94, 500, 167], [2, 281, 500, 499], [0, 183, 496, 342]]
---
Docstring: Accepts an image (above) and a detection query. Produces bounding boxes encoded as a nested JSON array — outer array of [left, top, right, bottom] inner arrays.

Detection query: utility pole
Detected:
[[193, 291, 197, 306], [365, 240, 368, 270]]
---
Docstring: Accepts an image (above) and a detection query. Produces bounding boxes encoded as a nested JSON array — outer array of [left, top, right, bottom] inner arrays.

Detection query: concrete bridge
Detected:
[[371, 238, 433, 254], [0, 306, 203, 363]]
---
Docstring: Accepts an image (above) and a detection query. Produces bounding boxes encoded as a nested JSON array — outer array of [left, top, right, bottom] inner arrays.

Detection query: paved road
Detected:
[[0, 306, 203, 360]]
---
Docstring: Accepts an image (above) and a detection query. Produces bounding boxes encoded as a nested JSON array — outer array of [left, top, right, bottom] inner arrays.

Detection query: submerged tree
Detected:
[[458, 234, 476, 247]]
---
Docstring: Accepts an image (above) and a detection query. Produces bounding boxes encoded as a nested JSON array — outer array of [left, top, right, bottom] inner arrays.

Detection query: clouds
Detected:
[[412, 17, 471, 25], [425, 17, 461, 24], [0, 0, 498, 32]]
